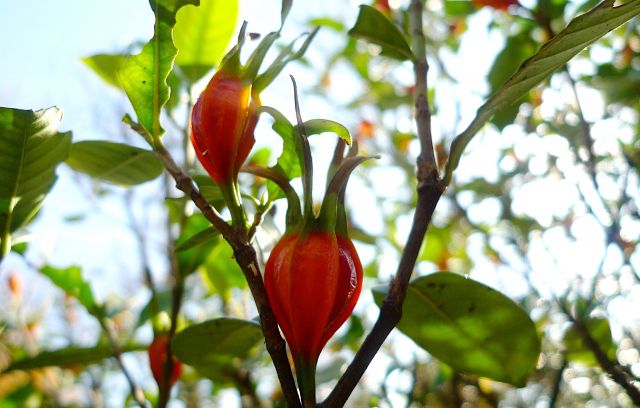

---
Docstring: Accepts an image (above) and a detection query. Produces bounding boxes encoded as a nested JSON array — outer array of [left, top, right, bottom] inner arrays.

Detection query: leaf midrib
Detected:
[[408, 284, 505, 367]]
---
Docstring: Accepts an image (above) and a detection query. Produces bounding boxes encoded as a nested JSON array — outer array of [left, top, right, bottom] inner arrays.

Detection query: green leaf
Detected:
[[192, 175, 225, 205], [443, 0, 640, 185], [119, 0, 199, 143], [298, 119, 351, 144], [372, 272, 540, 386], [175, 226, 219, 252], [444, 0, 475, 16], [174, 0, 238, 82], [201, 239, 246, 301], [81, 54, 127, 89], [65, 141, 164, 186], [4, 343, 145, 372], [39, 265, 101, 317], [487, 31, 537, 129], [348, 5, 414, 61], [172, 318, 263, 368], [309, 17, 345, 32], [0, 107, 72, 261], [136, 290, 172, 328], [256, 107, 299, 201], [176, 213, 219, 276], [564, 317, 617, 366]]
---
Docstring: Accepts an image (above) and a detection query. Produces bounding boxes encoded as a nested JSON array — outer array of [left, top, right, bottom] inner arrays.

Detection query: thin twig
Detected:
[[98, 318, 147, 408], [233, 244, 301, 407], [153, 144, 301, 408], [154, 144, 238, 245], [548, 355, 567, 408], [320, 0, 443, 405]]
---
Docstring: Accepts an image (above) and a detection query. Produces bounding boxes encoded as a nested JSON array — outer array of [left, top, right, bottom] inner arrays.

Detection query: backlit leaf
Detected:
[[0, 107, 71, 261], [172, 318, 263, 368], [40, 265, 101, 317], [119, 0, 199, 143], [348, 5, 414, 61], [444, 0, 640, 185], [373, 272, 540, 386], [66, 140, 163, 186], [174, 0, 238, 81], [5, 344, 145, 372]]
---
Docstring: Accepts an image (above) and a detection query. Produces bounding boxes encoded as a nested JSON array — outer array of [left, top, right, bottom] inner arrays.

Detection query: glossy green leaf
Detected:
[[0, 107, 72, 261], [444, 0, 640, 185], [119, 0, 199, 143], [81, 54, 127, 89], [373, 272, 540, 386], [5, 343, 145, 372], [174, 0, 238, 81], [348, 5, 414, 61], [172, 318, 263, 368], [40, 265, 101, 317], [66, 141, 163, 186], [563, 317, 617, 366]]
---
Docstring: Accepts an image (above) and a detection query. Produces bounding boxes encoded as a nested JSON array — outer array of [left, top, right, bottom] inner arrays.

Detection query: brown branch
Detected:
[[319, 0, 443, 405], [233, 244, 301, 407], [153, 144, 301, 408], [154, 144, 239, 246]]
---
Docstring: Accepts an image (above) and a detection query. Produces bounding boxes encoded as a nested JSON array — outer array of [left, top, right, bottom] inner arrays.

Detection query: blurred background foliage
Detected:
[[1, 0, 640, 406]]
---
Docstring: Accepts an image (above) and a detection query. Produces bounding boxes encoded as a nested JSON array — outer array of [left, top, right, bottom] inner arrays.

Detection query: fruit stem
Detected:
[[220, 181, 246, 231], [295, 358, 317, 407]]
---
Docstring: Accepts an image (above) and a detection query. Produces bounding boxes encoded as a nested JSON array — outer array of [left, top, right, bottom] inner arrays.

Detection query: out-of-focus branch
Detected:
[[158, 201, 184, 408], [123, 191, 160, 320], [97, 318, 146, 408], [548, 355, 567, 408], [320, 0, 444, 405], [560, 306, 640, 405]]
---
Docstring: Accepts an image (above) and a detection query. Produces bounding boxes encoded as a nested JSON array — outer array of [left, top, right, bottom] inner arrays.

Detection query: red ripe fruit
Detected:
[[148, 334, 182, 390], [264, 230, 363, 372], [190, 71, 260, 186]]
